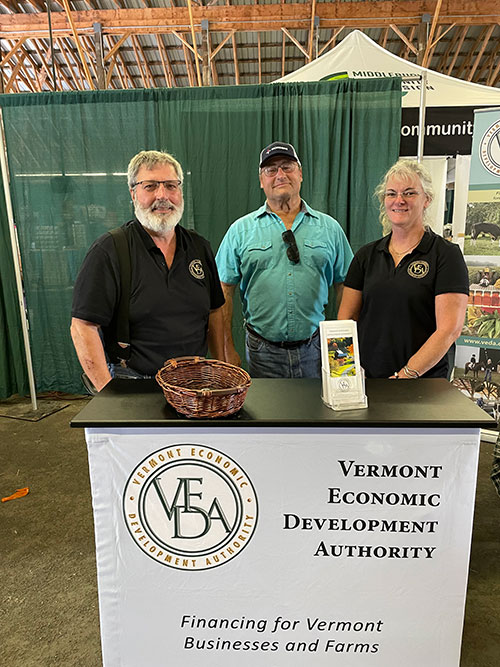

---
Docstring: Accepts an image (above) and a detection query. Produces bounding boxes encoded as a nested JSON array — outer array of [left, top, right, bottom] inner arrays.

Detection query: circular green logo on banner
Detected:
[[123, 444, 258, 570], [479, 121, 500, 176]]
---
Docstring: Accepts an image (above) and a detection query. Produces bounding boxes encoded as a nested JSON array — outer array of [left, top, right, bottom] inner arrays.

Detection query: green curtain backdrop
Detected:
[[0, 79, 401, 393], [0, 185, 29, 397]]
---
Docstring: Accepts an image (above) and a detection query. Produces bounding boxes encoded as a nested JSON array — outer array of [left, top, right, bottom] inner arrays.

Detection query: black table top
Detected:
[[71, 378, 496, 429]]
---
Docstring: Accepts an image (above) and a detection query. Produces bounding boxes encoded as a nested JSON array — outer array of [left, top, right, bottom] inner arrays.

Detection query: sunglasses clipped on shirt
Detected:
[[282, 229, 300, 264]]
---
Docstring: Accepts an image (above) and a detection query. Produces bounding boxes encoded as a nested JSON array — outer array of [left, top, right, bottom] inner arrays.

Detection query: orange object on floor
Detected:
[[1, 487, 29, 502]]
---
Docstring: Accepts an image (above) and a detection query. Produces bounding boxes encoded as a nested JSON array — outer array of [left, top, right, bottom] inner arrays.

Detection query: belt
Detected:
[[246, 324, 319, 349]]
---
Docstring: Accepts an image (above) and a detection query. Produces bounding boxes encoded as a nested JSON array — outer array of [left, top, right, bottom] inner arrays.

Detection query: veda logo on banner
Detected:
[[123, 444, 258, 570]]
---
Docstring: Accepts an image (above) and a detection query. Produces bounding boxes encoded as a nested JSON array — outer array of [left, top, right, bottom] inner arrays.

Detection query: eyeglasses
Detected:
[[261, 162, 298, 177], [282, 230, 300, 264], [384, 189, 421, 199], [132, 180, 182, 193]]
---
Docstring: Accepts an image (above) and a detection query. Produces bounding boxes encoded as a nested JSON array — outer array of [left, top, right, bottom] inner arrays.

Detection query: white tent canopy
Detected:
[[279, 30, 500, 109]]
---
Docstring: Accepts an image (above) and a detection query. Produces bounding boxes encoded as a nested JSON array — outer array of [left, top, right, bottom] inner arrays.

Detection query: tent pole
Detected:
[[0, 108, 38, 411], [417, 72, 427, 163]]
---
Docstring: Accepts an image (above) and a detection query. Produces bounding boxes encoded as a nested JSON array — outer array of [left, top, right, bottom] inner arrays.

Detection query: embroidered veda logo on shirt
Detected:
[[189, 259, 205, 279], [407, 260, 429, 279]]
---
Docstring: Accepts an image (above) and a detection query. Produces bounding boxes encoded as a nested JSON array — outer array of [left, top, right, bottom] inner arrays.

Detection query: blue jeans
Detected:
[[245, 329, 321, 378]]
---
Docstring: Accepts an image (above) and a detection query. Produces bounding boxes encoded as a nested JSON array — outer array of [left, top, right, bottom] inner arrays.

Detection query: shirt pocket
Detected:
[[244, 240, 274, 272], [303, 238, 329, 271]]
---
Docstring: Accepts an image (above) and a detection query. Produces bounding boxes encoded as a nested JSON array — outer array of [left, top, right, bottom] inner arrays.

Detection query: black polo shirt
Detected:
[[344, 229, 469, 378], [71, 220, 225, 375]]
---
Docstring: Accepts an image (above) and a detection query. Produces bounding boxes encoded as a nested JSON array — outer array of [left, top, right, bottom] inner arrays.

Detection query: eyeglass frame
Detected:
[[132, 179, 183, 193], [384, 189, 422, 200], [282, 229, 300, 264], [260, 161, 300, 177]]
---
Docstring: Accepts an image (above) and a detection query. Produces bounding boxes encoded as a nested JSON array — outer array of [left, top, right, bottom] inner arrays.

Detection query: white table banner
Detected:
[[85, 426, 479, 667]]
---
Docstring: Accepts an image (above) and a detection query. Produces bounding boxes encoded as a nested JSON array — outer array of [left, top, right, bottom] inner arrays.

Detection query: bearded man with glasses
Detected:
[[71, 150, 225, 392], [216, 141, 353, 378]]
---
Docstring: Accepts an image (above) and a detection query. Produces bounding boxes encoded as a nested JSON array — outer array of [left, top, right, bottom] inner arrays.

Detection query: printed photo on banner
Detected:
[[453, 345, 500, 425], [463, 202, 500, 256], [456, 259, 500, 430]]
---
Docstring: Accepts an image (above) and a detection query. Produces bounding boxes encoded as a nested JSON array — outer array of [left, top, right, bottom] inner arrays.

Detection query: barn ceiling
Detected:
[[0, 0, 498, 93]]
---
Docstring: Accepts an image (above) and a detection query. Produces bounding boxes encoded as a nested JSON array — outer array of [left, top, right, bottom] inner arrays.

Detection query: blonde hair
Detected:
[[374, 159, 434, 235], [127, 150, 183, 189]]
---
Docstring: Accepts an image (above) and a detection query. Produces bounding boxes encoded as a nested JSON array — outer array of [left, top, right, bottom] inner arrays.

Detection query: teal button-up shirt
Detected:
[[216, 201, 353, 342]]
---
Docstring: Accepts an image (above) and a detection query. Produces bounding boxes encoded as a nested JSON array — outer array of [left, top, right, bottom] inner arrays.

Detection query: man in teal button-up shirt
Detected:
[[216, 142, 353, 378]]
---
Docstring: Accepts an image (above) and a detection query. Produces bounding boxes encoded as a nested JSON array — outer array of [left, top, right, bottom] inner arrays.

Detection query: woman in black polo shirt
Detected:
[[338, 159, 468, 379]]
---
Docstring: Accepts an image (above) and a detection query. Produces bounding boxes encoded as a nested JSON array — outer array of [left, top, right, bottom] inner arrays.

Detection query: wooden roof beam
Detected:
[[318, 26, 344, 56], [210, 31, 235, 60], [474, 55, 491, 84], [232, 31, 239, 84], [172, 30, 202, 61], [56, 36, 83, 89], [103, 30, 131, 61], [16, 65, 37, 92], [281, 28, 308, 59], [133, 34, 158, 87], [1, 2, 499, 39], [390, 24, 417, 56], [281, 28, 285, 78], [395, 26, 413, 59], [131, 34, 148, 87], [105, 33, 134, 88], [31, 38, 56, 91], [421, 0, 443, 67], [59, 0, 95, 88], [157, 33, 177, 87], [187, 0, 202, 85], [466, 23, 495, 81], [257, 31, 261, 84], [436, 26, 458, 72], [456, 27, 486, 78], [0, 0, 18, 12], [487, 58, 500, 87], [209, 32, 219, 86], [180, 36, 195, 87], [41, 39, 78, 90], [428, 22, 457, 50], [82, 34, 99, 82], [379, 27, 389, 49], [0, 37, 27, 67], [5, 51, 27, 92], [446, 24, 468, 76], [60, 37, 88, 89], [19, 45, 43, 92], [307, 0, 316, 61], [155, 33, 171, 87]]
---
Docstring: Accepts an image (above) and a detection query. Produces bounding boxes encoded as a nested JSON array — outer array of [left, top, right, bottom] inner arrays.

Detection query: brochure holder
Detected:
[[320, 319, 368, 411]]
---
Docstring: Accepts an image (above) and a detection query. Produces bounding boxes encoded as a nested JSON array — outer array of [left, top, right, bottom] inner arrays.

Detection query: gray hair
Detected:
[[127, 150, 184, 189], [374, 159, 434, 234]]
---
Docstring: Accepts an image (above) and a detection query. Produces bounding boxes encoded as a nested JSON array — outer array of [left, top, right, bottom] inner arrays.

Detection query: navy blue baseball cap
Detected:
[[259, 142, 301, 168]]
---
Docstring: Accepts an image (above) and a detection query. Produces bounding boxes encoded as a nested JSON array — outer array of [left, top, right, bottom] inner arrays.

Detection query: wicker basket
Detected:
[[156, 356, 252, 418]]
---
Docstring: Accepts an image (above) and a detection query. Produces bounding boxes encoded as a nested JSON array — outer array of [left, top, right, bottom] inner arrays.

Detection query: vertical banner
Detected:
[[455, 108, 500, 425]]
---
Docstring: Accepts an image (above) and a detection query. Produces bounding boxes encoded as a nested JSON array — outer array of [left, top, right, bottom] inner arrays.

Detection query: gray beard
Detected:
[[134, 198, 184, 235]]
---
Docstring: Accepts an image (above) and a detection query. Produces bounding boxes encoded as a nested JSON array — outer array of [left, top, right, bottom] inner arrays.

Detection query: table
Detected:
[[72, 378, 494, 666]]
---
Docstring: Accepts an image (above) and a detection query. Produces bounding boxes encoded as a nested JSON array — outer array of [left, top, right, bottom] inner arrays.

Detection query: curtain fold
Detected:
[[0, 185, 29, 397], [0, 79, 401, 393]]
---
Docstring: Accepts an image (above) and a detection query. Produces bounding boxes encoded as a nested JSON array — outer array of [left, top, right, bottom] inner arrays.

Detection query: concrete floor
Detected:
[[1, 396, 499, 667]]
